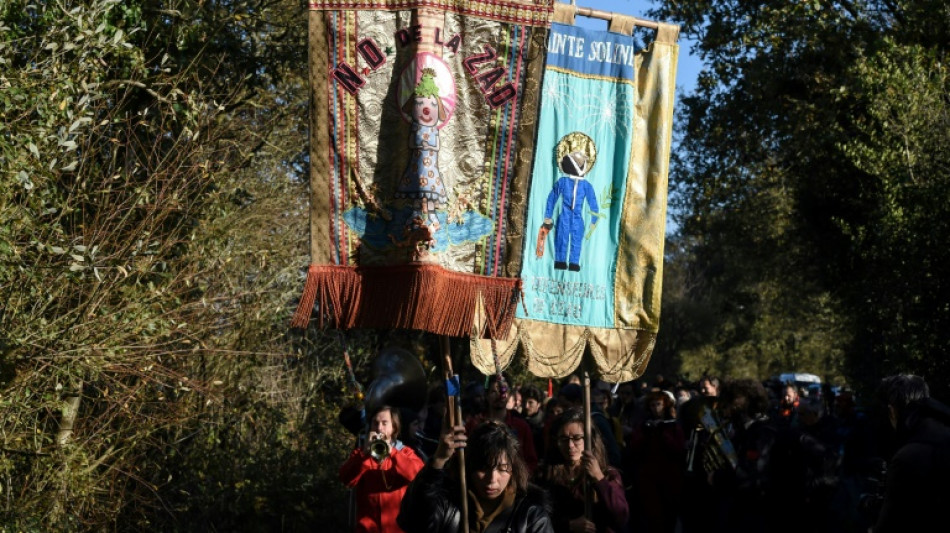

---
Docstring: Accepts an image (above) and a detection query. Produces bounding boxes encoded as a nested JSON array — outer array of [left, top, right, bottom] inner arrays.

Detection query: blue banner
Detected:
[[518, 23, 637, 328]]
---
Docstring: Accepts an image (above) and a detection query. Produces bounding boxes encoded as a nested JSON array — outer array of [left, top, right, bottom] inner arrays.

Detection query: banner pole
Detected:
[[583, 371, 592, 520], [566, 1, 661, 29], [441, 335, 469, 533]]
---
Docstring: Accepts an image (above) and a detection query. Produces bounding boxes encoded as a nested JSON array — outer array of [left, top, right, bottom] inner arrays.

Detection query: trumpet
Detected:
[[369, 434, 391, 462]]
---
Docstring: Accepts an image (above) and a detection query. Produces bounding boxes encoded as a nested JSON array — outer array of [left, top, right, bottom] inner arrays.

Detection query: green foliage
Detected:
[[0, 0, 371, 529], [649, 0, 950, 397], [3, 0, 945, 528], [831, 42, 950, 398]]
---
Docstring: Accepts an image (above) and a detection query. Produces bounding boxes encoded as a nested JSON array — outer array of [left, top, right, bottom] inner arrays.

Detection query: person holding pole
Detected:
[[398, 417, 554, 533], [535, 407, 629, 533], [556, 383, 623, 469]]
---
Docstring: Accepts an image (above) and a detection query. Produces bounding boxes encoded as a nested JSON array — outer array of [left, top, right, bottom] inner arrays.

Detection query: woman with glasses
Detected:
[[536, 407, 629, 533], [397, 416, 554, 533]]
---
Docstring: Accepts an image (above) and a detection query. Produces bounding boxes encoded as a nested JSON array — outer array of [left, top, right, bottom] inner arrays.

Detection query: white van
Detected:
[[776, 372, 821, 386], [773, 372, 822, 397]]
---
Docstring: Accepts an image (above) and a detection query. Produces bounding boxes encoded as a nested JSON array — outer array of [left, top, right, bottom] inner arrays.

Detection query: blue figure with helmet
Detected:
[[542, 132, 599, 272]]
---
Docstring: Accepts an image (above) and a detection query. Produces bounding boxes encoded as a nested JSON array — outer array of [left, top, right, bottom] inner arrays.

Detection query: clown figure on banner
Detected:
[[541, 132, 600, 272], [395, 65, 451, 246]]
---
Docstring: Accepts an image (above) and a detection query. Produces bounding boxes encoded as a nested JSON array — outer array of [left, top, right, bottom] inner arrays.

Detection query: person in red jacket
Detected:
[[339, 405, 425, 533]]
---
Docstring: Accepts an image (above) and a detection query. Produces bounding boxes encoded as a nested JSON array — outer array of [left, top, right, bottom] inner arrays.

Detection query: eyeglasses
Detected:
[[557, 434, 585, 444]]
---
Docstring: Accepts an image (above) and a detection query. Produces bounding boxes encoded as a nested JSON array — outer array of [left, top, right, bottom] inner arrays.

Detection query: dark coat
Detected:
[[591, 406, 623, 469], [397, 464, 554, 533], [628, 418, 685, 533], [874, 398, 950, 533], [709, 415, 778, 533]]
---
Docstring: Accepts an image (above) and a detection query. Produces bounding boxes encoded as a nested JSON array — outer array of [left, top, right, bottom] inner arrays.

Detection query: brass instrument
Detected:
[[362, 346, 423, 464], [685, 401, 738, 473], [701, 424, 738, 473], [363, 346, 427, 416], [685, 425, 700, 472], [369, 434, 391, 462]]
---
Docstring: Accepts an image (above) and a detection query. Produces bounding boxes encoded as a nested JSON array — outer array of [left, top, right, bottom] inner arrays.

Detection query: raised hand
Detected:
[[432, 405, 467, 470]]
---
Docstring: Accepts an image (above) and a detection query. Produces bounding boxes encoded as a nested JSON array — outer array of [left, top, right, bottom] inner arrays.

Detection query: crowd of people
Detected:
[[338, 372, 950, 533]]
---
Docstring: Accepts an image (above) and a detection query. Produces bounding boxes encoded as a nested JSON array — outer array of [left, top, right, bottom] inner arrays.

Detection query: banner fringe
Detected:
[[290, 264, 321, 329], [290, 263, 522, 339]]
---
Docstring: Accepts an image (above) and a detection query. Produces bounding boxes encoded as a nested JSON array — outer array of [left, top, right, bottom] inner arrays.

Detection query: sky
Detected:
[[569, 0, 702, 95], [566, 0, 699, 234]]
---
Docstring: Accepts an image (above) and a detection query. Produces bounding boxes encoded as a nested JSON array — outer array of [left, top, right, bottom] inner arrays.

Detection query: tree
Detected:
[[829, 41, 950, 399], [649, 0, 949, 396], [0, 0, 368, 528]]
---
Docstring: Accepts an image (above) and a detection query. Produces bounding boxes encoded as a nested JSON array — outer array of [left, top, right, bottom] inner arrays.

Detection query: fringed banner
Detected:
[[294, 264, 521, 337], [472, 17, 680, 382], [293, 0, 555, 337]]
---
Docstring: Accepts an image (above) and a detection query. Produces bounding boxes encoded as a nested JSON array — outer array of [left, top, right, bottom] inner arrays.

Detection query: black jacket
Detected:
[[398, 464, 554, 533], [874, 398, 950, 533]]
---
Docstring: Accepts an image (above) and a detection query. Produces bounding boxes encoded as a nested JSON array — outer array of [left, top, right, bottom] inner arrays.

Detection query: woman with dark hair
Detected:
[[535, 407, 629, 533], [397, 417, 553, 533], [466, 373, 540, 474], [339, 405, 425, 533]]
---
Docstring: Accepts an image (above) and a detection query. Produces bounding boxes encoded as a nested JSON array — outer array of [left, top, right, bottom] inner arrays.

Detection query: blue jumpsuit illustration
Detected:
[[543, 152, 599, 272]]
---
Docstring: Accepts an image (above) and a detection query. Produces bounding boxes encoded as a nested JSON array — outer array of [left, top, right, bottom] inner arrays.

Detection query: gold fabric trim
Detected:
[[656, 21, 680, 43], [552, 2, 575, 25], [471, 23, 679, 382], [309, 11, 332, 264], [615, 23, 678, 330], [308, 0, 555, 27], [503, 28, 550, 278], [608, 14, 635, 35], [470, 320, 656, 382]]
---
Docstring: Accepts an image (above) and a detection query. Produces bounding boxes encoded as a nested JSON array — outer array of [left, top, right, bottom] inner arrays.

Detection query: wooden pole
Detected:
[[583, 371, 592, 520], [572, 4, 660, 29], [441, 335, 469, 533]]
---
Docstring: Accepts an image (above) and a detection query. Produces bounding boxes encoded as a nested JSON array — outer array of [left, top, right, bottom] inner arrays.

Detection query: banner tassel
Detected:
[[291, 264, 321, 329]]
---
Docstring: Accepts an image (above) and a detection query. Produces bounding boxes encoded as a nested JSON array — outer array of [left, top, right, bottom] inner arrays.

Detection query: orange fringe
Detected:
[[290, 263, 522, 339]]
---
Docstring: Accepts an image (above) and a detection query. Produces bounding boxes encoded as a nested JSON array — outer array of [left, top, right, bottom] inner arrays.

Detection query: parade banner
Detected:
[[292, 0, 554, 338], [472, 14, 679, 382]]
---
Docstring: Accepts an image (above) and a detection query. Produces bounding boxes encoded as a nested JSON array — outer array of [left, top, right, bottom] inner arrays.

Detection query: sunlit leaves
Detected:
[[0, 0, 320, 528], [650, 0, 950, 392]]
